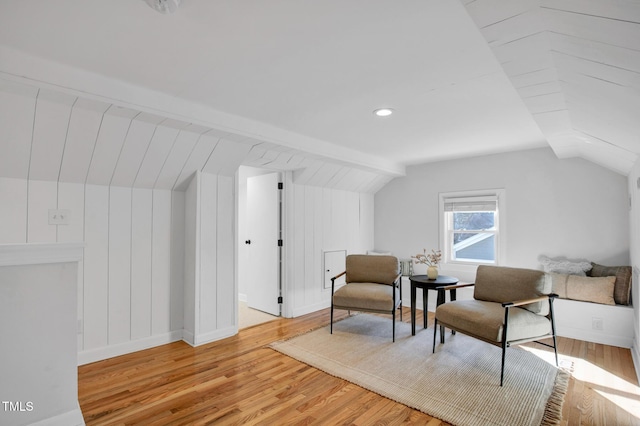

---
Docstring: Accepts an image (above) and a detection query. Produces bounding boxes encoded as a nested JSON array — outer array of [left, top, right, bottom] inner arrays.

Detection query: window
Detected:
[[439, 190, 504, 266]]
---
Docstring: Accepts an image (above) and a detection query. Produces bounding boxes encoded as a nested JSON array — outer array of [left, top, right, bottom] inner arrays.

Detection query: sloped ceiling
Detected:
[[0, 79, 393, 192], [0, 0, 638, 183], [461, 0, 639, 175]]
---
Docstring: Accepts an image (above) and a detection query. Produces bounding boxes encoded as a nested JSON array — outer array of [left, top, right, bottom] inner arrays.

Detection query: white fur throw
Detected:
[[538, 255, 592, 276]]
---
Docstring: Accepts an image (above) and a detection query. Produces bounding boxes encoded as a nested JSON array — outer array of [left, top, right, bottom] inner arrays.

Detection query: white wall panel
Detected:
[[108, 187, 132, 345], [0, 177, 27, 243], [216, 175, 235, 329], [326, 167, 350, 189], [170, 191, 185, 332], [152, 189, 172, 335], [286, 183, 375, 316], [131, 188, 153, 340], [57, 182, 85, 243], [360, 193, 375, 252], [174, 134, 219, 191], [110, 118, 156, 188], [83, 184, 109, 350], [202, 138, 252, 176], [183, 174, 198, 339], [155, 130, 199, 190], [27, 180, 57, 243], [312, 187, 324, 300], [59, 99, 109, 184], [198, 172, 218, 333], [56, 181, 85, 351], [135, 125, 179, 189], [29, 91, 75, 181], [295, 184, 308, 309], [0, 81, 36, 180], [346, 192, 359, 253], [86, 111, 134, 186]]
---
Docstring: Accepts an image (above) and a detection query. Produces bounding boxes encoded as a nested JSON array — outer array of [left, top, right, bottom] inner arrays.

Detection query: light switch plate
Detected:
[[48, 209, 70, 225]]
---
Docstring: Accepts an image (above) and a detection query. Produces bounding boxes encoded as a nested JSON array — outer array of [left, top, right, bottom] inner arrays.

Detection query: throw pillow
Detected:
[[367, 250, 392, 256], [538, 255, 592, 275], [550, 273, 569, 299], [566, 275, 616, 305], [588, 263, 632, 305]]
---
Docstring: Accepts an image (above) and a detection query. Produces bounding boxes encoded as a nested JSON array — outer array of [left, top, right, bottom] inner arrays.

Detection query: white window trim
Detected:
[[438, 189, 506, 276]]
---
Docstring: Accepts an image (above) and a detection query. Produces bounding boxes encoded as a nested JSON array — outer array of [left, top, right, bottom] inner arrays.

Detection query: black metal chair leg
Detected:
[[500, 340, 507, 386], [330, 304, 334, 334], [549, 297, 559, 367], [392, 308, 396, 342], [432, 318, 438, 353], [501, 307, 510, 386]]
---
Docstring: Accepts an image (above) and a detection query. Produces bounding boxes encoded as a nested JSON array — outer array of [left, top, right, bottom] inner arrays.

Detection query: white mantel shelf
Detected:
[[0, 242, 83, 266]]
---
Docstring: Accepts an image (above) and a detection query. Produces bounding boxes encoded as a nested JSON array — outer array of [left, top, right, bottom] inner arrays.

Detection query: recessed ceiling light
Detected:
[[373, 108, 394, 117]]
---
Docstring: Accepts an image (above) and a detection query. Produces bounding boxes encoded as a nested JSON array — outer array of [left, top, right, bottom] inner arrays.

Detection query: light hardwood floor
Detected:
[[78, 307, 640, 425]]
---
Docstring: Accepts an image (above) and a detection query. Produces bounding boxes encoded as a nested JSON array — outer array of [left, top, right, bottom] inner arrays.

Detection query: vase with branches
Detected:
[[412, 249, 442, 279]]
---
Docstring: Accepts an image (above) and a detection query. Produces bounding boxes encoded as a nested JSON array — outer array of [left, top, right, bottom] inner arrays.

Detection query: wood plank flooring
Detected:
[[78, 307, 640, 425]]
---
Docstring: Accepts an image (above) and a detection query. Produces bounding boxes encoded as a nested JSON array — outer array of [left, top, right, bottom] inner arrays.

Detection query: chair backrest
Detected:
[[346, 255, 399, 285], [474, 265, 552, 315]]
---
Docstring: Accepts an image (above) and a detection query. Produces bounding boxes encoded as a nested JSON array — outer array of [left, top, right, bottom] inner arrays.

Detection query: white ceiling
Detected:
[[0, 0, 638, 177]]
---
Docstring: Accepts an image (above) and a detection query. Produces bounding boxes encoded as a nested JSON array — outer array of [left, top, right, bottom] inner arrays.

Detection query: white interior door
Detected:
[[246, 173, 281, 316]]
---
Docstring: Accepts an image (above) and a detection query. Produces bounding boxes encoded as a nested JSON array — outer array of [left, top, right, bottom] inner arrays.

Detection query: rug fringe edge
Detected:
[[540, 367, 570, 426]]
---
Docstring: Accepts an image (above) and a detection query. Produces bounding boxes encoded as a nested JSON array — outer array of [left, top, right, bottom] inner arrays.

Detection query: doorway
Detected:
[[237, 166, 281, 329]]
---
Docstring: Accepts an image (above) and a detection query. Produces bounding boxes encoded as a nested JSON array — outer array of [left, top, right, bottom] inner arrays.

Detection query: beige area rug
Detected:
[[270, 314, 569, 426]]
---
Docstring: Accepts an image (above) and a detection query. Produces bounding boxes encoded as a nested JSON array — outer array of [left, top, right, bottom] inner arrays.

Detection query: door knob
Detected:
[[245, 240, 251, 245]]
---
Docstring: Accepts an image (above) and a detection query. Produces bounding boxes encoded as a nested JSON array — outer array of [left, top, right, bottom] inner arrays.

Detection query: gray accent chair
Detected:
[[331, 254, 402, 341], [433, 265, 558, 386]]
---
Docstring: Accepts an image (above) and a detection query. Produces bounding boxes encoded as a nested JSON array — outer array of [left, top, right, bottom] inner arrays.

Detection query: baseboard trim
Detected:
[[557, 326, 632, 349], [27, 403, 85, 426], [292, 301, 330, 318], [78, 331, 183, 365], [183, 326, 237, 347]]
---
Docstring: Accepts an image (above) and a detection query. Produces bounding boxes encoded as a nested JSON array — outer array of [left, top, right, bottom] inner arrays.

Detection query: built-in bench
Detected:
[[544, 259, 633, 348]]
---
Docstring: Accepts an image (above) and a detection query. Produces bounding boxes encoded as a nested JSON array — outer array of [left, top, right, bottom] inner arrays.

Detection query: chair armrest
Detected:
[[435, 283, 475, 291], [331, 271, 346, 281], [502, 294, 553, 308], [394, 274, 402, 285]]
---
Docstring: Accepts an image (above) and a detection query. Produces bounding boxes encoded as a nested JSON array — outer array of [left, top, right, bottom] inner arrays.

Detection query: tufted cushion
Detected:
[[345, 255, 399, 285], [332, 283, 399, 311], [474, 265, 551, 315], [436, 300, 552, 343], [588, 263, 632, 306]]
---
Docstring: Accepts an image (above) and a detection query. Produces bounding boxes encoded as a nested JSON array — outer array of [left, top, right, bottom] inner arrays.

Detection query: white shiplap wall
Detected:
[[0, 177, 183, 363], [183, 171, 236, 346], [286, 182, 374, 317], [0, 78, 390, 361]]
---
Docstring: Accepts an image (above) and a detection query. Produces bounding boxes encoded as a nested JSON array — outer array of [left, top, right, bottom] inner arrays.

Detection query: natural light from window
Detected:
[[440, 190, 504, 268], [523, 345, 640, 421]]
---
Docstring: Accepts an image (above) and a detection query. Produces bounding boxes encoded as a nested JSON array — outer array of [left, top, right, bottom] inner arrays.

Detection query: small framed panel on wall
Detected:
[[323, 250, 346, 289]]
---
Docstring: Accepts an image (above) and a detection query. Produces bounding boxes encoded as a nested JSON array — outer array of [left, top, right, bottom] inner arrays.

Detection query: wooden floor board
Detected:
[[78, 307, 640, 425]]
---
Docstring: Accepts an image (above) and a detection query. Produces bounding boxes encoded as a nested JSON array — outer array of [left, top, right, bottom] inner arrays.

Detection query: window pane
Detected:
[[453, 232, 495, 262], [453, 212, 495, 231]]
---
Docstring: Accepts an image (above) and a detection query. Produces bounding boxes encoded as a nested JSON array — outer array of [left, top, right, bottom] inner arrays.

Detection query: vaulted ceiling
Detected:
[[0, 0, 638, 187], [461, 0, 640, 175]]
